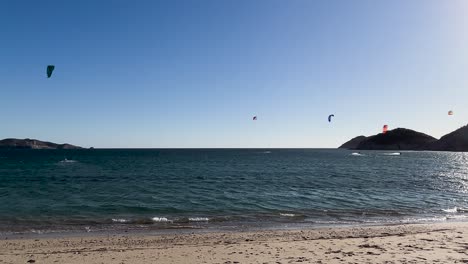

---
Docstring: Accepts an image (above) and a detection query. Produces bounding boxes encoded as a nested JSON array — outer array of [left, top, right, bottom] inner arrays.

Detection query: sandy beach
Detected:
[[1, 222, 467, 264]]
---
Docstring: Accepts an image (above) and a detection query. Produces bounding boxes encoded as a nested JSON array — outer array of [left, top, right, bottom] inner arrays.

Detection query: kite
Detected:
[[383, 125, 388, 134], [46, 65, 55, 78]]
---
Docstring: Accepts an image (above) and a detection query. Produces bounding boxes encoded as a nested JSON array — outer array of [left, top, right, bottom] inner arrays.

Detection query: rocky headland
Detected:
[[0, 138, 82, 149], [340, 125, 468, 151]]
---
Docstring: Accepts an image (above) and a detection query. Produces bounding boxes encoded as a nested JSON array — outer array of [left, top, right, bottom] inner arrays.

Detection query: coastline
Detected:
[[1, 222, 467, 263]]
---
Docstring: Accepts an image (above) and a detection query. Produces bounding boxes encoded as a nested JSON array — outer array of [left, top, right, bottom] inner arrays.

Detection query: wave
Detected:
[[152, 217, 171, 223], [442, 207, 468, 213], [383, 152, 401, 156], [446, 215, 468, 220], [112, 218, 129, 223], [188, 217, 209, 222], [280, 213, 296, 217], [399, 216, 448, 223], [106, 216, 216, 225], [59, 158, 77, 163], [443, 207, 458, 213], [351, 152, 364, 156]]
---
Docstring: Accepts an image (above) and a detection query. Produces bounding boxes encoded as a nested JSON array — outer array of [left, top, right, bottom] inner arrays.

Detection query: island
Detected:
[[338, 135, 367, 149], [339, 124, 468, 151], [0, 138, 82, 149], [425, 124, 468, 151]]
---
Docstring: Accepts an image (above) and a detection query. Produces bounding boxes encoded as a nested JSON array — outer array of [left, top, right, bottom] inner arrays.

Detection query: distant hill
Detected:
[[339, 136, 367, 149], [339, 128, 437, 150], [0, 138, 82, 149], [425, 125, 468, 151]]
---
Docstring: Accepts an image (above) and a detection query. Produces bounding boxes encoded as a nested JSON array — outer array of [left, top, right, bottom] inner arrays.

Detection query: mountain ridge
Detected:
[[0, 138, 82, 149], [339, 125, 468, 151]]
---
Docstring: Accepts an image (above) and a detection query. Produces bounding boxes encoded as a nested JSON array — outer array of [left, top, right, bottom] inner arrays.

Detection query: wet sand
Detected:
[[1, 222, 467, 263]]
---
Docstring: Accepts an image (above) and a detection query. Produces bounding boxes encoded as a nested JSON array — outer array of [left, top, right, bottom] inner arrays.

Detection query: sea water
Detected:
[[0, 149, 467, 235]]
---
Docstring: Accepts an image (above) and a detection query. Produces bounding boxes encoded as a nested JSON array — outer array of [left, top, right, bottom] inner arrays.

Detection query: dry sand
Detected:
[[1, 222, 468, 263]]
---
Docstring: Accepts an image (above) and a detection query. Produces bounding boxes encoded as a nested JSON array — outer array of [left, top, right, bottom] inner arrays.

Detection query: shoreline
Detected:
[[2, 215, 467, 239], [2, 216, 466, 240], [1, 222, 467, 263]]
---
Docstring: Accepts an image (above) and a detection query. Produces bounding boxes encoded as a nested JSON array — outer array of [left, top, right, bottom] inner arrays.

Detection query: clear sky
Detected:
[[1, 0, 467, 148]]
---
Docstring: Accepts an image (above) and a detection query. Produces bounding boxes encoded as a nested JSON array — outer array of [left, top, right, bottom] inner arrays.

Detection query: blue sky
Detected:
[[1, 0, 467, 148]]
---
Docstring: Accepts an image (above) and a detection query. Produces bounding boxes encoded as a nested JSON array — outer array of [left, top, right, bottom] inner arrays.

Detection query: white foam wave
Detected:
[[442, 207, 458, 213], [280, 213, 296, 217], [189, 217, 209, 222], [351, 153, 364, 156], [152, 217, 171, 223], [442, 207, 468, 213], [112, 218, 129, 223], [406, 216, 448, 222], [383, 152, 401, 156], [59, 159, 77, 163], [446, 215, 468, 220]]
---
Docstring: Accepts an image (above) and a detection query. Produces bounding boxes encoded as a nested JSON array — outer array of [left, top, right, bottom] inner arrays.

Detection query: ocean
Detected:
[[0, 149, 467, 235]]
